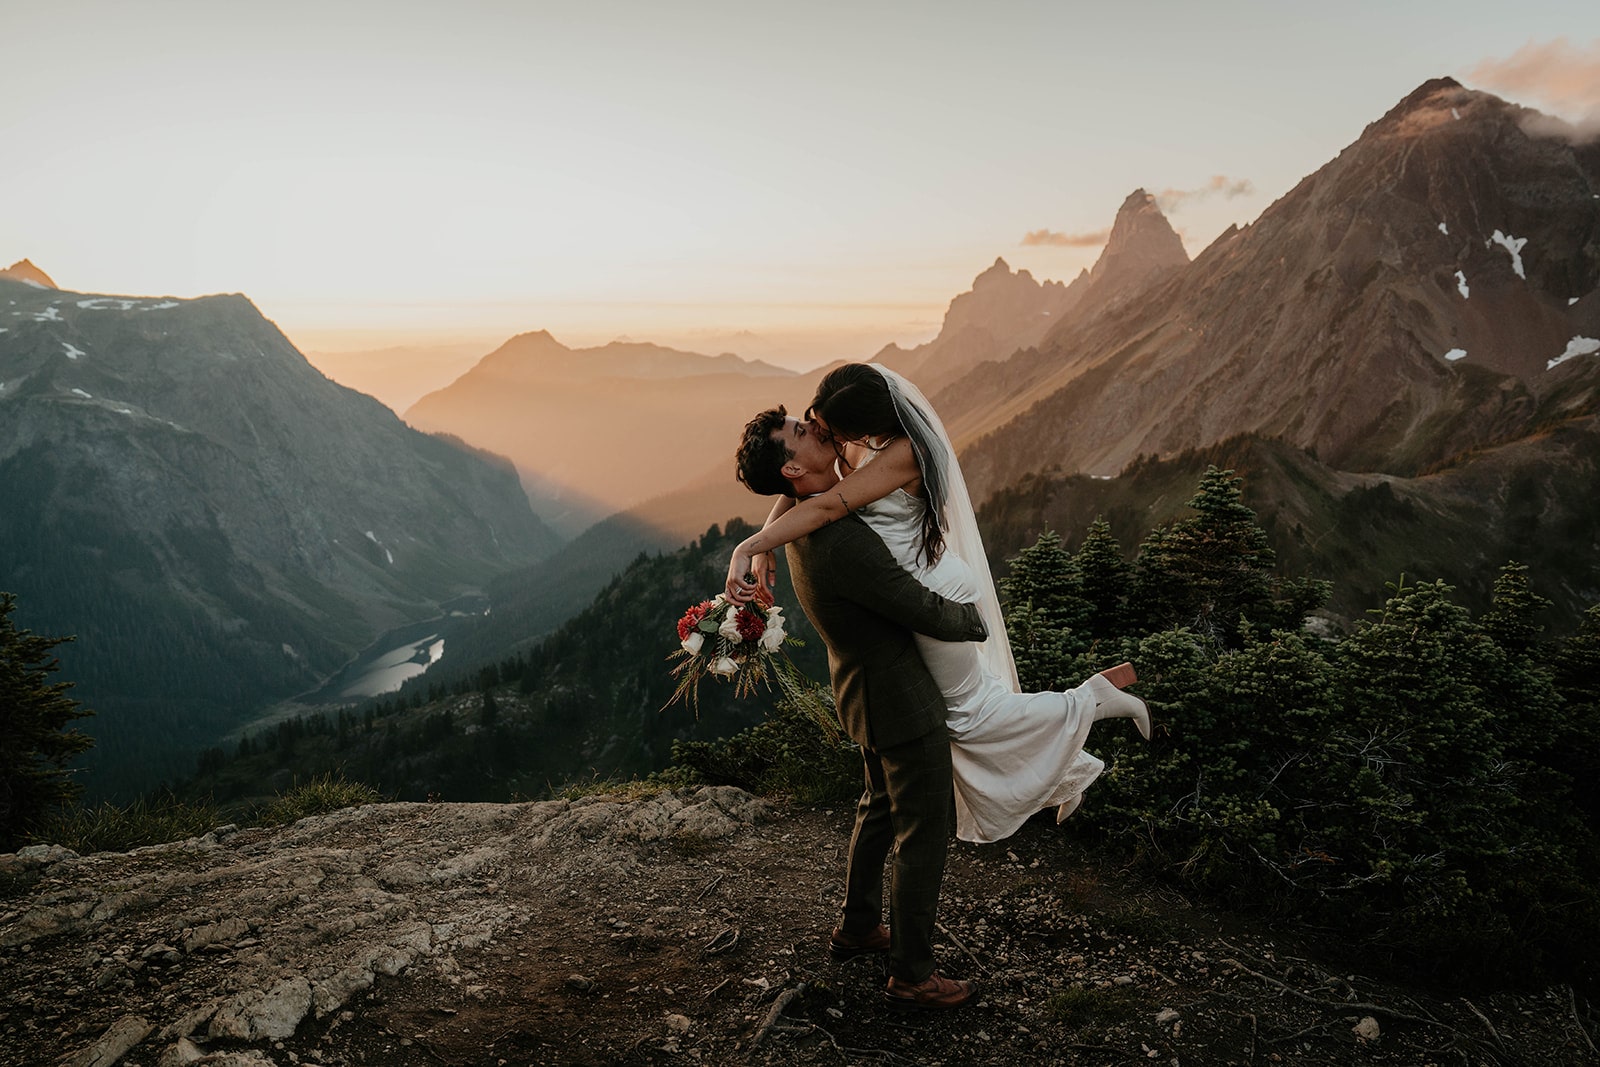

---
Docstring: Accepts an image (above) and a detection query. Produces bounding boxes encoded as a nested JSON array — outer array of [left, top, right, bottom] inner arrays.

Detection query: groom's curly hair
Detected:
[[736, 406, 794, 497]]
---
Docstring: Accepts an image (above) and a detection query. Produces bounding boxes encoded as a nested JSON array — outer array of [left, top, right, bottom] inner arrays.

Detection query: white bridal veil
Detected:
[[873, 365, 1021, 693]]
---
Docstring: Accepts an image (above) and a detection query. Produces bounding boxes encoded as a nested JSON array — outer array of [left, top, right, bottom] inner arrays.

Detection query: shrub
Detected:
[[32, 793, 221, 854], [670, 682, 859, 803], [252, 772, 383, 826]]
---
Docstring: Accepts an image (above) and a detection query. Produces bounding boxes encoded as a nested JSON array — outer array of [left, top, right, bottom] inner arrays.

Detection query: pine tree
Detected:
[[1, 592, 95, 849], [1551, 604, 1600, 824], [1481, 561, 1551, 654], [999, 530, 1086, 632], [1000, 530, 1091, 687], [1126, 466, 1304, 646], [1074, 516, 1129, 640], [1476, 561, 1562, 756], [1004, 601, 1078, 692]]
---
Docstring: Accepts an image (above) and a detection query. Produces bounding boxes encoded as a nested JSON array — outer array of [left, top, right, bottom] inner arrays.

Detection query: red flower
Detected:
[[677, 600, 714, 641], [735, 606, 766, 643]]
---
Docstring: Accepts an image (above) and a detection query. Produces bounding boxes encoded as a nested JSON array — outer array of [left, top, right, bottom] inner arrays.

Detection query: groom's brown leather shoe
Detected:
[[828, 923, 890, 961], [883, 972, 975, 1010]]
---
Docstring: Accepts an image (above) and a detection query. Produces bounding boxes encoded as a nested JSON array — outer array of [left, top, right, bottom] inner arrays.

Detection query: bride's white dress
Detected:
[[852, 470, 1105, 844]]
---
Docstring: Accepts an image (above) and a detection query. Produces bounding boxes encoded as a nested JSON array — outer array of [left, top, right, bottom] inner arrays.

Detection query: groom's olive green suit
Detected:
[[785, 515, 986, 983]]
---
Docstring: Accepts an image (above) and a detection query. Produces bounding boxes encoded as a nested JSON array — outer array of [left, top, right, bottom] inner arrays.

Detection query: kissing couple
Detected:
[[728, 362, 1151, 1010]]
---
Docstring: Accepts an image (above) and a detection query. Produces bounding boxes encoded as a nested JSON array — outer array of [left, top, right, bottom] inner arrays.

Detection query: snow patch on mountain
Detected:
[[1488, 230, 1527, 279], [1547, 336, 1600, 370], [77, 297, 183, 313], [1444, 348, 1468, 362], [365, 530, 394, 565], [71, 388, 92, 399], [1438, 222, 1449, 235], [1455, 271, 1469, 299], [63, 342, 85, 360]]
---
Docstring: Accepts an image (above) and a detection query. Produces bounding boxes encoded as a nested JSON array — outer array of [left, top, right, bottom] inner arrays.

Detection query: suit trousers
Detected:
[[840, 728, 953, 982]]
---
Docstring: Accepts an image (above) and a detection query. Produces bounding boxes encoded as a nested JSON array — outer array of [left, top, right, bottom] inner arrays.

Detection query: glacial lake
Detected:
[[338, 633, 445, 698]]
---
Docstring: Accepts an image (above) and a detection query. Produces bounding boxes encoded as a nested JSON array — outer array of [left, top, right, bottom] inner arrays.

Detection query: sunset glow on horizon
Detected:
[[4, 2, 1596, 369]]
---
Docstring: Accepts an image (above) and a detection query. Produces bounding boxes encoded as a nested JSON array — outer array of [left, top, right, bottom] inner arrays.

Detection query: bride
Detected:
[[727, 362, 1150, 844]]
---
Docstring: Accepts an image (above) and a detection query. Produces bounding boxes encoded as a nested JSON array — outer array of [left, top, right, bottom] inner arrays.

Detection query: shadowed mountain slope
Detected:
[[0, 278, 558, 796]]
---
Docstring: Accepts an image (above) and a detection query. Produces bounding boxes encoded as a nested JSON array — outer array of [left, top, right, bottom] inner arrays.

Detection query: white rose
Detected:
[[718, 609, 744, 641], [759, 617, 786, 652], [681, 632, 705, 655], [708, 655, 739, 676]]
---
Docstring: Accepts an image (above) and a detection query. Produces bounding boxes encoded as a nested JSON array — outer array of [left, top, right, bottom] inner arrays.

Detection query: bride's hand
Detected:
[[750, 550, 777, 598], [726, 543, 760, 603]]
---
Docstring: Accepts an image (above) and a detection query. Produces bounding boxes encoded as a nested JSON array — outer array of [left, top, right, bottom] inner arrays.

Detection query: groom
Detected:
[[733, 406, 983, 1009]]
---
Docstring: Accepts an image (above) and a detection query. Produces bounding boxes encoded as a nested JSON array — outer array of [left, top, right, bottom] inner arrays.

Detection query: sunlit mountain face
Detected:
[[403, 330, 823, 537]]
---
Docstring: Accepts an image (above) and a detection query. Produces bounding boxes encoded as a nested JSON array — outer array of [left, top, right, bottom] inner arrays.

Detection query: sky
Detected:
[[3, 1, 1597, 369]]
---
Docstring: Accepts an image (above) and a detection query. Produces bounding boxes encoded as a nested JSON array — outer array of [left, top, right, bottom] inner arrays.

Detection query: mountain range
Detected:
[[940, 79, 1599, 486], [6, 77, 1599, 802], [0, 278, 558, 796], [409, 79, 1600, 693]]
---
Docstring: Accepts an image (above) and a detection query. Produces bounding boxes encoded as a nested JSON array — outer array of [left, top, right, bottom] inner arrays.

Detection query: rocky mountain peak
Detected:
[[1086, 188, 1190, 289], [973, 256, 1033, 289], [1, 258, 57, 288]]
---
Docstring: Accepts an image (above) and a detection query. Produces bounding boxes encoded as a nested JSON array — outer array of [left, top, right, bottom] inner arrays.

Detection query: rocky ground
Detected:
[[2, 787, 1597, 1067]]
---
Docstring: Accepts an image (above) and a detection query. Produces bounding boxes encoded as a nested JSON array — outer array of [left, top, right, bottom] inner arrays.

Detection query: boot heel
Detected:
[[1101, 662, 1137, 689]]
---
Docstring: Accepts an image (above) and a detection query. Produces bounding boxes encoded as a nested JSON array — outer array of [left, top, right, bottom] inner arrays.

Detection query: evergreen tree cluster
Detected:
[[998, 466, 1600, 984], [1, 592, 95, 850]]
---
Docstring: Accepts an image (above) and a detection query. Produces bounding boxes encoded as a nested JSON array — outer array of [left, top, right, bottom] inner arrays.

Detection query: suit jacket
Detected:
[[786, 514, 987, 751]]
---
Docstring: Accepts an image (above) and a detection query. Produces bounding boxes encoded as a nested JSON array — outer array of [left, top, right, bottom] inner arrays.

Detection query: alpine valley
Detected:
[[0, 275, 559, 796]]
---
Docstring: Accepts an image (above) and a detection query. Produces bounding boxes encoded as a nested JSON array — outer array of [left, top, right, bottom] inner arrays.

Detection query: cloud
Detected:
[[1020, 228, 1110, 247], [1466, 37, 1600, 143], [1155, 175, 1256, 213]]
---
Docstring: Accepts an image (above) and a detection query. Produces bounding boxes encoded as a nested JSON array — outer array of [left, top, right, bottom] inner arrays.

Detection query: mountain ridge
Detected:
[[404, 333, 820, 536], [0, 277, 558, 796], [941, 80, 1600, 493]]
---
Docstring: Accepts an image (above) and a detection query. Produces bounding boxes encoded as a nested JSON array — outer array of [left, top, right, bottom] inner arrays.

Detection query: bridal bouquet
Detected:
[[665, 593, 798, 712]]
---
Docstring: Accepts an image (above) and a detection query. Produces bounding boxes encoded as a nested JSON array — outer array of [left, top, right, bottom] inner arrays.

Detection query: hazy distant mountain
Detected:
[[0, 279, 559, 796], [881, 189, 1190, 401], [1, 258, 57, 289], [305, 342, 491, 415], [876, 258, 1078, 395], [405, 331, 815, 536], [943, 79, 1600, 493]]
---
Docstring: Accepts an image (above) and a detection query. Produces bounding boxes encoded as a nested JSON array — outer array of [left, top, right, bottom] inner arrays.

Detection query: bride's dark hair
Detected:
[[809, 363, 946, 566]]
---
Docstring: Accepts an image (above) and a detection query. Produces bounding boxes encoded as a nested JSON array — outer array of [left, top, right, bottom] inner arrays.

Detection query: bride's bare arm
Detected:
[[726, 438, 919, 600], [747, 495, 795, 592]]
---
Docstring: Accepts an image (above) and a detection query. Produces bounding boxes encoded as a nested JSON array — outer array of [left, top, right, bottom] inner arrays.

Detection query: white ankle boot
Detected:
[[1085, 664, 1151, 740]]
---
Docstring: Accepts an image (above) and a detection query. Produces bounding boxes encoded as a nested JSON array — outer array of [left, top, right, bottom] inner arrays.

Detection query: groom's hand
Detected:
[[961, 603, 988, 642]]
